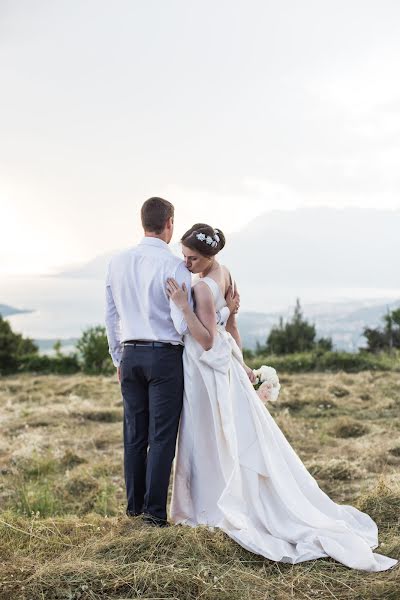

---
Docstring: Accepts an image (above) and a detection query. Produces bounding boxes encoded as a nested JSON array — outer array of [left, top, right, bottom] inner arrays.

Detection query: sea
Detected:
[[2, 275, 400, 345]]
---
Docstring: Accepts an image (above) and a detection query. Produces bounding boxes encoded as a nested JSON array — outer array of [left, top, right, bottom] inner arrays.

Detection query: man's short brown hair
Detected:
[[141, 197, 174, 234]]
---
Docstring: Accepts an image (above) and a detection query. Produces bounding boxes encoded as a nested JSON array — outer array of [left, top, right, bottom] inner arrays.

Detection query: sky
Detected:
[[1, 0, 400, 275]]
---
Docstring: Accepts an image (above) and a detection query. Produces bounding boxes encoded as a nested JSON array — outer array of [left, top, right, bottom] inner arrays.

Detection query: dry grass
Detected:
[[329, 417, 370, 438], [0, 372, 399, 599]]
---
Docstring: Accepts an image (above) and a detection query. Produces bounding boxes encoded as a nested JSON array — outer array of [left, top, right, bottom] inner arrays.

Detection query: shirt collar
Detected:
[[138, 236, 171, 252]]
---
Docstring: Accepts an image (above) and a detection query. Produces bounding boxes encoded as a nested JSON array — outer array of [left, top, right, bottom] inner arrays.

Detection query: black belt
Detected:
[[123, 340, 180, 348]]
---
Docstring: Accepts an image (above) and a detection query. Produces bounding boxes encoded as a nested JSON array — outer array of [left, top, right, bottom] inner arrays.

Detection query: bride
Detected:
[[166, 223, 398, 572]]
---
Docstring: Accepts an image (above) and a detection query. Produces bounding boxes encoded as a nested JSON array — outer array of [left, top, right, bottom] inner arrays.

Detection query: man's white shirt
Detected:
[[105, 237, 194, 367], [105, 236, 231, 367]]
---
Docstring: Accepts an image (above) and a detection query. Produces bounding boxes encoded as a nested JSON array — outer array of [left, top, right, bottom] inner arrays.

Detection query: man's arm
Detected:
[[169, 262, 193, 335], [105, 265, 123, 367]]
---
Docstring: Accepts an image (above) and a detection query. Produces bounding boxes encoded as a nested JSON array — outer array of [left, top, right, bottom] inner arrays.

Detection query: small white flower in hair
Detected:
[[205, 236, 213, 245], [196, 233, 206, 241], [211, 241, 218, 248], [214, 233, 220, 243]]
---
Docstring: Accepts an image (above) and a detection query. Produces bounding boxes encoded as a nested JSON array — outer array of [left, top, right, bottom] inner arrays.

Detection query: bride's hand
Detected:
[[166, 278, 189, 310], [244, 364, 257, 384], [225, 285, 240, 315]]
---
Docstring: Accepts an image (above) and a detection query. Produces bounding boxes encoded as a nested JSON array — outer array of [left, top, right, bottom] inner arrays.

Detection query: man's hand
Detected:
[[225, 284, 240, 315]]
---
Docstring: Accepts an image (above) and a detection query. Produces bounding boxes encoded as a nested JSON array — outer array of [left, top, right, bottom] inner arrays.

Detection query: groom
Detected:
[[105, 197, 193, 527]]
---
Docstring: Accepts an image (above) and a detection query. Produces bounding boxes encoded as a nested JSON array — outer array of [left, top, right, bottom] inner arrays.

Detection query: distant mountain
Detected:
[[0, 303, 33, 317], [220, 207, 400, 289], [56, 208, 400, 291], [56, 243, 182, 279], [55, 252, 116, 279], [238, 299, 400, 351]]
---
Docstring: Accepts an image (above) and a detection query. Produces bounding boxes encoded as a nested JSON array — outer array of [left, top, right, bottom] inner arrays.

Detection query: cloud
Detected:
[[307, 46, 400, 116], [165, 183, 272, 234]]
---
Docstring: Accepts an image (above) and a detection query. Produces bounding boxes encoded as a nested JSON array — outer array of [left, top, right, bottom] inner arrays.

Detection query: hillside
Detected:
[[221, 207, 400, 289], [56, 208, 400, 291], [238, 299, 400, 351], [0, 303, 32, 317], [0, 373, 399, 598]]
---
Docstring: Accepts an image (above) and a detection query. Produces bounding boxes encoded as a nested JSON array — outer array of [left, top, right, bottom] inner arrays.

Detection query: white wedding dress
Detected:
[[170, 276, 398, 572]]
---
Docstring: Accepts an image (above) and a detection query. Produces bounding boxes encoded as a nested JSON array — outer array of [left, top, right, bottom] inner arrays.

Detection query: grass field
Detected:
[[0, 372, 399, 599]]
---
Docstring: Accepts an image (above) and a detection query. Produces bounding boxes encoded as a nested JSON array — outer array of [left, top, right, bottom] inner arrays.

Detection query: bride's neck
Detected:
[[200, 259, 218, 278]]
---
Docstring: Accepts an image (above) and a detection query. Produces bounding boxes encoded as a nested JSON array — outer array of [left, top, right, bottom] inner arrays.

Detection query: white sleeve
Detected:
[[169, 262, 193, 335], [104, 264, 123, 367], [216, 306, 230, 326]]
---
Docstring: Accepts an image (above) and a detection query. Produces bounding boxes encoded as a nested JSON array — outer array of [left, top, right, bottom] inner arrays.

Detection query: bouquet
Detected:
[[252, 365, 281, 402]]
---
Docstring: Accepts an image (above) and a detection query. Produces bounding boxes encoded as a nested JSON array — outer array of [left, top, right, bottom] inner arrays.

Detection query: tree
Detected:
[[0, 315, 38, 374], [315, 337, 333, 353], [265, 299, 333, 355], [76, 325, 114, 374], [242, 348, 254, 361], [53, 339, 62, 357], [363, 306, 400, 353]]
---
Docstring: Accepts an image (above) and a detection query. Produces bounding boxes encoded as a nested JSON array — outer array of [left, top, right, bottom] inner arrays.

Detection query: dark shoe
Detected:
[[143, 513, 170, 528], [126, 509, 143, 518]]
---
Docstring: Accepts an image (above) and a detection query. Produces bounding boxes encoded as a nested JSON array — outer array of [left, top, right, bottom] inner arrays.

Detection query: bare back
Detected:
[[197, 263, 233, 301]]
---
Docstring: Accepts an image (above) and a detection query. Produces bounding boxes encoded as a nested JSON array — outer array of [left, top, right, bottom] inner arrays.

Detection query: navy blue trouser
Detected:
[[120, 344, 184, 521]]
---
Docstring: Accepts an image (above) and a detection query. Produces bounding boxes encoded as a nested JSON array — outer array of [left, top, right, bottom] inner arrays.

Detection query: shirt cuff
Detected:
[[110, 346, 123, 367], [217, 306, 231, 326]]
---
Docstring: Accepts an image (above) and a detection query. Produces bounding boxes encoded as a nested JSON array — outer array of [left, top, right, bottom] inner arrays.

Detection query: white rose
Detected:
[[259, 365, 278, 383], [257, 380, 280, 402], [253, 364, 280, 402]]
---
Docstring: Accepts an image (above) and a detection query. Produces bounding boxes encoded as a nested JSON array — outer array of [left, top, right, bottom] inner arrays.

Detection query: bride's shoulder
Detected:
[[192, 279, 215, 305]]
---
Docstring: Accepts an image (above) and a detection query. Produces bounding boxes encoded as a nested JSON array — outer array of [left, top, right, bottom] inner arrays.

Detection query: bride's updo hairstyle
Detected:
[[181, 223, 226, 257]]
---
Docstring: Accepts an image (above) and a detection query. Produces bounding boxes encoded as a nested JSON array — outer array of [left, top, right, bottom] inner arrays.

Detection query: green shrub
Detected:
[[76, 326, 114, 375], [0, 315, 38, 374], [264, 299, 332, 355], [248, 352, 317, 373], [247, 350, 400, 373], [318, 351, 392, 372], [18, 353, 81, 375], [363, 306, 400, 353]]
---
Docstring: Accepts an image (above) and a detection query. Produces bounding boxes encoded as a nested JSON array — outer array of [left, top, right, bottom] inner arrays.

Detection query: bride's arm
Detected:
[[166, 279, 217, 351], [226, 312, 242, 349], [225, 283, 257, 383]]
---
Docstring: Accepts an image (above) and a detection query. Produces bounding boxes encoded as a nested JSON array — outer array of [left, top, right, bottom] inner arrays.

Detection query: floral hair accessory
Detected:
[[196, 231, 220, 248]]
